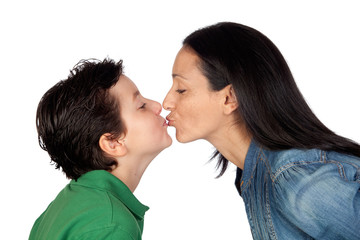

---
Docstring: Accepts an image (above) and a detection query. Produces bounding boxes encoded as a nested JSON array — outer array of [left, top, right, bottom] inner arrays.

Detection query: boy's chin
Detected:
[[160, 139, 173, 151]]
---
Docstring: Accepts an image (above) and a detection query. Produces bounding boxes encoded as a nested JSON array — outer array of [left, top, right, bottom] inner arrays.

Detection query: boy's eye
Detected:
[[139, 103, 146, 109], [176, 89, 186, 94]]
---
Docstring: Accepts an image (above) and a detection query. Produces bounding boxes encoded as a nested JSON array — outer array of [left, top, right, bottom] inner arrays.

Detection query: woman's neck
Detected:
[[207, 122, 251, 170]]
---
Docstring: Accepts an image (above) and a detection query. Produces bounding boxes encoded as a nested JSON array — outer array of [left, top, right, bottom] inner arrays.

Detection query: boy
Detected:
[[30, 58, 172, 239]]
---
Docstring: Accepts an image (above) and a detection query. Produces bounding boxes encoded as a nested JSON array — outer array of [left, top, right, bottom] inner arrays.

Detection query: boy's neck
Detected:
[[110, 153, 158, 192]]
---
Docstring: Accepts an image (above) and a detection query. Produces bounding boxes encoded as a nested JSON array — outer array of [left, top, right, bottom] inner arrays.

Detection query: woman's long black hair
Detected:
[[183, 22, 360, 176]]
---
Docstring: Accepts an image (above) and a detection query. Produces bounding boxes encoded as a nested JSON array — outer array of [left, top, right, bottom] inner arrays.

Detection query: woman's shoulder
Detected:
[[261, 148, 323, 177], [268, 149, 360, 239], [260, 147, 360, 182]]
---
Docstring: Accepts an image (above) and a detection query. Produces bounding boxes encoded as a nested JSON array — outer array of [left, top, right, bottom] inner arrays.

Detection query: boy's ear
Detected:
[[222, 84, 238, 115], [99, 133, 127, 157]]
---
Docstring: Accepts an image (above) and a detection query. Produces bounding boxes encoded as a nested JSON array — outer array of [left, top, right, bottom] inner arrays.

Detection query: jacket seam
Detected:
[[272, 159, 353, 183], [272, 160, 322, 181], [241, 150, 260, 192], [242, 147, 273, 191], [260, 149, 278, 239], [265, 177, 278, 240], [260, 150, 273, 181]]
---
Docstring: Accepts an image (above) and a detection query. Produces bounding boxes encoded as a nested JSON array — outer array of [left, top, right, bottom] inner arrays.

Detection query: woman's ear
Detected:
[[222, 85, 238, 115], [99, 133, 127, 158]]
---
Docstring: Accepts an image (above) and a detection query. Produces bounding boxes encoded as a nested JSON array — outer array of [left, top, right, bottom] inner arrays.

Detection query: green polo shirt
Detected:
[[29, 170, 149, 240]]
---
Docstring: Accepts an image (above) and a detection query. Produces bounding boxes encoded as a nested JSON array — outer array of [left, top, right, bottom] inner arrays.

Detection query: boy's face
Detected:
[[110, 75, 172, 158]]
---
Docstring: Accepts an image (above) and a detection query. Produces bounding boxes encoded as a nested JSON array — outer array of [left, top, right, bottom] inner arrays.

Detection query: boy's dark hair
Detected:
[[36, 58, 125, 179]]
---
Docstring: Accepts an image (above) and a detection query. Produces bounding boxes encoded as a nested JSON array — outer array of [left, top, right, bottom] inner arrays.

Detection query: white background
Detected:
[[1, 1, 359, 239]]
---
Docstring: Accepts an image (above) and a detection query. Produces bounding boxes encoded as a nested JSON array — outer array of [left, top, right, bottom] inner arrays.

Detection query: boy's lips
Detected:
[[160, 116, 169, 126], [163, 119, 169, 126]]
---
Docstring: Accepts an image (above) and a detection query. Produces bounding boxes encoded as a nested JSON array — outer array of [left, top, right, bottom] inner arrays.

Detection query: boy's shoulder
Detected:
[[30, 174, 140, 240]]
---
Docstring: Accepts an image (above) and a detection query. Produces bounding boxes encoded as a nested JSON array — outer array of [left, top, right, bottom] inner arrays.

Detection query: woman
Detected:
[[163, 22, 360, 239], [30, 58, 172, 239]]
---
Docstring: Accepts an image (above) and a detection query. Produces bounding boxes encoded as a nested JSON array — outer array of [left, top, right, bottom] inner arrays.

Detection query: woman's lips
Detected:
[[166, 116, 174, 126], [163, 119, 169, 126], [160, 117, 169, 127]]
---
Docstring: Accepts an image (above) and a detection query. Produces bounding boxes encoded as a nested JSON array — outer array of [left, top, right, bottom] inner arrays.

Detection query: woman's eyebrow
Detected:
[[172, 73, 187, 80]]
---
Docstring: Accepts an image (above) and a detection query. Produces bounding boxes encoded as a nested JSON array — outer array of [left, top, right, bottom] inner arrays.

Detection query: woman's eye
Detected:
[[176, 89, 186, 94], [139, 103, 146, 109]]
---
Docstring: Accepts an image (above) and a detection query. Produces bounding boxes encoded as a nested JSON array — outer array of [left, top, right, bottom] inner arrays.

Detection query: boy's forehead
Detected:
[[111, 75, 139, 103], [119, 75, 138, 90]]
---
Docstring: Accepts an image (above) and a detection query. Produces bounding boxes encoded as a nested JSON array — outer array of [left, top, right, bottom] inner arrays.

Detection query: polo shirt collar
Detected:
[[72, 170, 149, 219]]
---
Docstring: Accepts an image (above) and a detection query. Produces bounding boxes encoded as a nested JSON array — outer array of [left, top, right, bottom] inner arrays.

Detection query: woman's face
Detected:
[[163, 47, 225, 143]]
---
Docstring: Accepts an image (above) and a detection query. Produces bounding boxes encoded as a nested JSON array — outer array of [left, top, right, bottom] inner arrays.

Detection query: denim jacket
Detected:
[[235, 140, 360, 240]]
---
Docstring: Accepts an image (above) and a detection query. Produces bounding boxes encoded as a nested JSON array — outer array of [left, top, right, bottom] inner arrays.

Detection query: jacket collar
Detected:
[[235, 139, 262, 195]]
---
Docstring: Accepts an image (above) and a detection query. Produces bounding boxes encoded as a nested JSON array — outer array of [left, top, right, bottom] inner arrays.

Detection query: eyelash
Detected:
[[139, 103, 146, 109], [176, 89, 186, 94]]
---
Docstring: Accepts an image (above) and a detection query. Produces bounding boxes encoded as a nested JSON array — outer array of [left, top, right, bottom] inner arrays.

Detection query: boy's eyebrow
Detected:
[[133, 90, 140, 101]]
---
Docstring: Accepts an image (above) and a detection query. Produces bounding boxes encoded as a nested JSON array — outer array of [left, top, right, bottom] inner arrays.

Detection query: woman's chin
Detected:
[[176, 132, 197, 143]]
